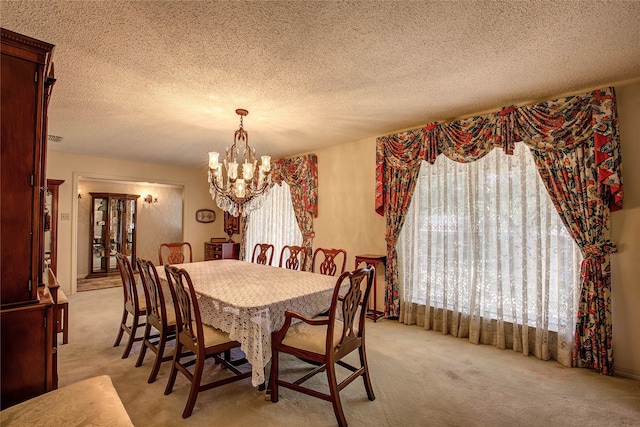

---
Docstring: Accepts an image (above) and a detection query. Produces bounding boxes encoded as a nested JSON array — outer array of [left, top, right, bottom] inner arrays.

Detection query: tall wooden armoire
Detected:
[[0, 28, 59, 409]]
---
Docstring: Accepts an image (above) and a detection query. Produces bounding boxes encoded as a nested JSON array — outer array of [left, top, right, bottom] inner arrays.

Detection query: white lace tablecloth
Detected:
[[157, 260, 337, 386]]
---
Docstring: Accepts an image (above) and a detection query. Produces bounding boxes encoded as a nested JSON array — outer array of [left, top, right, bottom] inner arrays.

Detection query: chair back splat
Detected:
[[113, 253, 146, 359], [158, 242, 193, 265], [312, 248, 347, 276], [251, 243, 275, 266], [279, 245, 307, 271], [164, 265, 251, 418], [269, 267, 376, 427], [135, 258, 176, 383]]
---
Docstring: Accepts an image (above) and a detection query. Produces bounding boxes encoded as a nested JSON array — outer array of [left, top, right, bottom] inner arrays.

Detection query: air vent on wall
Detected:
[[48, 134, 63, 143]]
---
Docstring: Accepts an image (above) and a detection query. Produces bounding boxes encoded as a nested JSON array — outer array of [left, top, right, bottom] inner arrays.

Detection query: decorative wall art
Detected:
[[195, 209, 216, 223]]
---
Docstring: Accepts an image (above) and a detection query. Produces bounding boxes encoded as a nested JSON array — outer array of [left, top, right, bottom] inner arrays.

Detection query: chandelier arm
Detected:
[[209, 170, 271, 196], [209, 174, 226, 194]]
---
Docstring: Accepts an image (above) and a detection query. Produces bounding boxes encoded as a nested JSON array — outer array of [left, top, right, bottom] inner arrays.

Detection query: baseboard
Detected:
[[614, 366, 640, 381]]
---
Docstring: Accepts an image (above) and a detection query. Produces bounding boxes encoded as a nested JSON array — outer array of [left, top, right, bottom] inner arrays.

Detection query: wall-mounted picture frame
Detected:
[[195, 209, 216, 223]]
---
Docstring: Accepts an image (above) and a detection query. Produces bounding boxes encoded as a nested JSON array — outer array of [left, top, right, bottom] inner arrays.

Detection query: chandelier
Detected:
[[208, 109, 272, 217]]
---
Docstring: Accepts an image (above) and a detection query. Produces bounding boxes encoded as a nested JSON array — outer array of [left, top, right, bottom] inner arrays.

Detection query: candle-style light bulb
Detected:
[[228, 162, 238, 180], [243, 161, 254, 182], [235, 178, 246, 198], [208, 152, 219, 169], [262, 155, 271, 172]]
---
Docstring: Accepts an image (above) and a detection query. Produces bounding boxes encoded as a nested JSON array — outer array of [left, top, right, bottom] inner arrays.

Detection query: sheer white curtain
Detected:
[[397, 143, 582, 366], [245, 182, 302, 266]]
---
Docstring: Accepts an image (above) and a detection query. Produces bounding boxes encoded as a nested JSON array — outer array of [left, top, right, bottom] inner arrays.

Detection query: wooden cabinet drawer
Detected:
[[204, 242, 239, 261]]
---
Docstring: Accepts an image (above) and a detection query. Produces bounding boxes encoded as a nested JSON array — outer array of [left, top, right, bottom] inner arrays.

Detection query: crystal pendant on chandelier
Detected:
[[208, 109, 272, 217]]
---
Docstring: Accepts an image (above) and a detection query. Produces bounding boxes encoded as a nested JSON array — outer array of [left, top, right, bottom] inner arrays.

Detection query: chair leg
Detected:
[[135, 323, 152, 367], [148, 330, 168, 383], [269, 349, 279, 403], [165, 340, 182, 395], [182, 353, 204, 418], [326, 361, 347, 427], [121, 312, 140, 359], [359, 345, 375, 401], [113, 309, 128, 347]]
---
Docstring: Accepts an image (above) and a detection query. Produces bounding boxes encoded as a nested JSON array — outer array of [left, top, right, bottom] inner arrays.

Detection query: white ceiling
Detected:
[[2, 1, 640, 169]]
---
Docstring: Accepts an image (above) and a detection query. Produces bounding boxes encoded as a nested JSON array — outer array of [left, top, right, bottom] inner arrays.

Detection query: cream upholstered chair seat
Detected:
[[125, 298, 146, 312], [192, 324, 233, 348], [281, 318, 348, 355], [163, 308, 177, 326], [147, 304, 176, 327]]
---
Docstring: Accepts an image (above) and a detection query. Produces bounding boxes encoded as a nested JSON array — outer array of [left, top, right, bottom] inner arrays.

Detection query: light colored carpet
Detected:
[[58, 287, 640, 427]]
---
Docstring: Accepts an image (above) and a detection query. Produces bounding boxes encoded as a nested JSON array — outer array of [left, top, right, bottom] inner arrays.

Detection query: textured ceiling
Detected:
[[2, 1, 640, 168]]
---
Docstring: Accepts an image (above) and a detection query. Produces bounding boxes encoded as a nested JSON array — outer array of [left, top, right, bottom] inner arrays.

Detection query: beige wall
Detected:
[[47, 151, 228, 294], [610, 81, 640, 380], [312, 137, 387, 309], [46, 80, 639, 380]]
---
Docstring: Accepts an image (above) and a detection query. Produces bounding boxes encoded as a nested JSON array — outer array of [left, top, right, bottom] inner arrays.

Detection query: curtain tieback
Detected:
[[584, 241, 617, 258], [499, 106, 516, 115]]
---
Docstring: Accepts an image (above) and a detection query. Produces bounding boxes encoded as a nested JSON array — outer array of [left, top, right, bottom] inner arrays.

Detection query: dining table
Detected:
[[157, 259, 339, 386]]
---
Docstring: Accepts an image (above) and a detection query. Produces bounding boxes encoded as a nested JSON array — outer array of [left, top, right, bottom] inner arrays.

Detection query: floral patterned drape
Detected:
[[528, 90, 621, 374], [239, 215, 250, 261], [375, 129, 424, 317], [271, 154, 319, 271], [376, 87, 623, 374]]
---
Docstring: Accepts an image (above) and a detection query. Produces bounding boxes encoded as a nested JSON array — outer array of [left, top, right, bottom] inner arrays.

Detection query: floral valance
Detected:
[[271, 154, 319, 218], [376, 87, 623, 215]]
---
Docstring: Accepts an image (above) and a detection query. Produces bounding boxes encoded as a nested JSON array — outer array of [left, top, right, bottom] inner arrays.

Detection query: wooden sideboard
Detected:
[[204, 241, 240, 261]]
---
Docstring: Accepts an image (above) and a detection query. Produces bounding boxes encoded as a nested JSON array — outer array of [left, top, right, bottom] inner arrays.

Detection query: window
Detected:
[[245, 182, 302, 265], [397, 143, 582, 334]]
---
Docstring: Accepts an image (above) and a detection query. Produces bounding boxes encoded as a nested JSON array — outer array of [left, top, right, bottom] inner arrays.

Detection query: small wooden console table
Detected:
[[354, 254, 386, 322]]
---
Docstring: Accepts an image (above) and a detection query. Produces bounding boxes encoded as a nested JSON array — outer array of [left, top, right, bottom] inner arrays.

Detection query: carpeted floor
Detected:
[[58, 287, 640, 427]]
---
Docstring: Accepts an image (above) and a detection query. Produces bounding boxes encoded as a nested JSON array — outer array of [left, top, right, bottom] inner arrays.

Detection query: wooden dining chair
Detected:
[[269, 267, 376, 427], [278, 245, 307, 271], [312, 248, 347, 276], [113, 253, 146, 359], [164, 265, 251, 418], [158, 242, 193, 265], [251, 243, 275, 266], [135, 258, 177, 383]]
